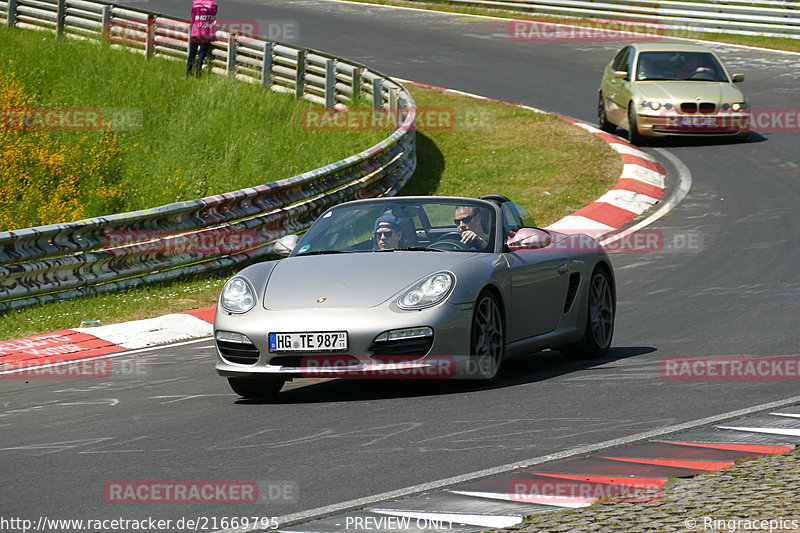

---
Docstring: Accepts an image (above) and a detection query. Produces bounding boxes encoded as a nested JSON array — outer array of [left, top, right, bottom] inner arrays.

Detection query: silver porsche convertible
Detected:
[[214, 195, 615, 399]]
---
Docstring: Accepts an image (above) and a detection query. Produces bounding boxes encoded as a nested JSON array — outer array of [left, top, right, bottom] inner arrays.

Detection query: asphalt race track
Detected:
[[2, 0, 799, 529]]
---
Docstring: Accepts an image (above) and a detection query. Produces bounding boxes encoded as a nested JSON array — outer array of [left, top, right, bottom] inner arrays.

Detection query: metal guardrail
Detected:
[[0, 0, 417, 310], [421, 0, 800, 38]]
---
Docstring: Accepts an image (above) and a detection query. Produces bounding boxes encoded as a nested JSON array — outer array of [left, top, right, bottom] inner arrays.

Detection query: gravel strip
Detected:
[[497, 447, 799, 533]]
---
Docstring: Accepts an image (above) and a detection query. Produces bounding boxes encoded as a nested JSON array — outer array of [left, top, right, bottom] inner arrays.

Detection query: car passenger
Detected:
[[454, 205, 489, 249], [374, 215, 404, 250]]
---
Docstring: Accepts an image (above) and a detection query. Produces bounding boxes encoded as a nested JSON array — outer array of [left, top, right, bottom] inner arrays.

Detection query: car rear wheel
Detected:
[[598, 92, 615, 133], [228, 377, 285, 399], [471, 291, 505, 382], [559, 267, 614, 360], [627, 105, 644, 145]]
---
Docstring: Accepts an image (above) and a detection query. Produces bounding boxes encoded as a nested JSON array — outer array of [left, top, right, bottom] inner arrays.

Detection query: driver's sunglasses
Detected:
[[375, 230, 394, 239], [454, 213, 476, 225]]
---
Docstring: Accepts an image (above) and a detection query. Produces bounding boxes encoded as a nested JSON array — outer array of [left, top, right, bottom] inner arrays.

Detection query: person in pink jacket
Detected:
[[186, 0, 218, 77]]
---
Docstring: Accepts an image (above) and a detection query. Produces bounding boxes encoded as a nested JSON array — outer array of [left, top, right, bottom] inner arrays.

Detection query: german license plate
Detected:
[[269, 332, 347, 352], [681, 116, 717, 127]]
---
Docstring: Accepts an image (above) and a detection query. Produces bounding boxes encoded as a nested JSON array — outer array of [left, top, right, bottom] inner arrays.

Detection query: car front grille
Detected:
[[681, 102, 716, 114], [217, 339, 260, 365]]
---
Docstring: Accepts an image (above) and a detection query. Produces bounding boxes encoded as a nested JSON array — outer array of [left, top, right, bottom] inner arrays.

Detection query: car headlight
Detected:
[[722, 103, 747, 112], [641, 101, 662, 110], [398, 272, 454, 310], [220, 277, 256, 313]]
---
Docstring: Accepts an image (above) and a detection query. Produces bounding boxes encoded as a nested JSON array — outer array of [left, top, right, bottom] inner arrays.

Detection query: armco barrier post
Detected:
[[227, 33, 236, 75], [295, 49, 305, 100], [7, 0, 17, 27], [101, 5, 111, 41], [389, 88, 399, 128], [55, 0, 66, 34], [261, 41, 272, 88], [352, 67, 362, 104], [145, 14, 155, 58], [325, 58, 336, 108], [372, 78, 383, 110]]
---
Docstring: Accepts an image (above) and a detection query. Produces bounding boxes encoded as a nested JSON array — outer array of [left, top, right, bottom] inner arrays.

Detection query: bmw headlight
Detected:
[[398, 272, 454, 310], [723, 102, 747, 112], [220, 277, 256, 313], [642, 101, 662, 110]]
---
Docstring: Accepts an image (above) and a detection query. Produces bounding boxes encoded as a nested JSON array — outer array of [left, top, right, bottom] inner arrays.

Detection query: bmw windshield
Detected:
[[635, 52, 729, 82]]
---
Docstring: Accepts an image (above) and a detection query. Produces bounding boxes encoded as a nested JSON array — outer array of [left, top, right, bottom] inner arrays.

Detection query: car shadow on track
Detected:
[[234, 346, 656, 405]]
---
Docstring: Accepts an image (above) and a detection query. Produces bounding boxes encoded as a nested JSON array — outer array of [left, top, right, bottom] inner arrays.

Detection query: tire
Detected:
[[228, 376, 285, 399], [598, 92, 615, 133], [559, 267, 614, 360], [627, 105, 644, 145], [470, 291, 505, 383]]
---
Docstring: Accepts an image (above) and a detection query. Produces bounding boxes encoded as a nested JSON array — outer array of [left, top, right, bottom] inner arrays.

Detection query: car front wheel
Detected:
[[559, 267, 614, 360], [598, 92, 615, 133], [627, 105, 644, 145], [228, 376, 285, 399], [470, 291, 505, 383]]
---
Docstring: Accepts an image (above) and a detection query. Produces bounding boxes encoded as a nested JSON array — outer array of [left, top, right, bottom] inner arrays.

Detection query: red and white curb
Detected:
[[548, 119, 666, 238], [0, 306, 215, 374], [1, 84, 665, 375]]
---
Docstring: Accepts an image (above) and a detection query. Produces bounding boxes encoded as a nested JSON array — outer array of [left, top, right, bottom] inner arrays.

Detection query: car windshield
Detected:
[[292, 198, 496, 255], [635, 52, 728, 82]]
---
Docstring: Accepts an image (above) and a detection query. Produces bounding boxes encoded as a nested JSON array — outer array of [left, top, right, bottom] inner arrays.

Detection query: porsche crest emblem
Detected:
[[316, 297, 327, 303]]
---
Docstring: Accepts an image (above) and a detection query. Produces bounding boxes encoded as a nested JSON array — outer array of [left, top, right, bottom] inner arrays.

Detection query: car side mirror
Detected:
[[273, 234, 300, 257], [614, 70, 628, 81], [731, 73, 744, 83], [507, 228, 552, 251]]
